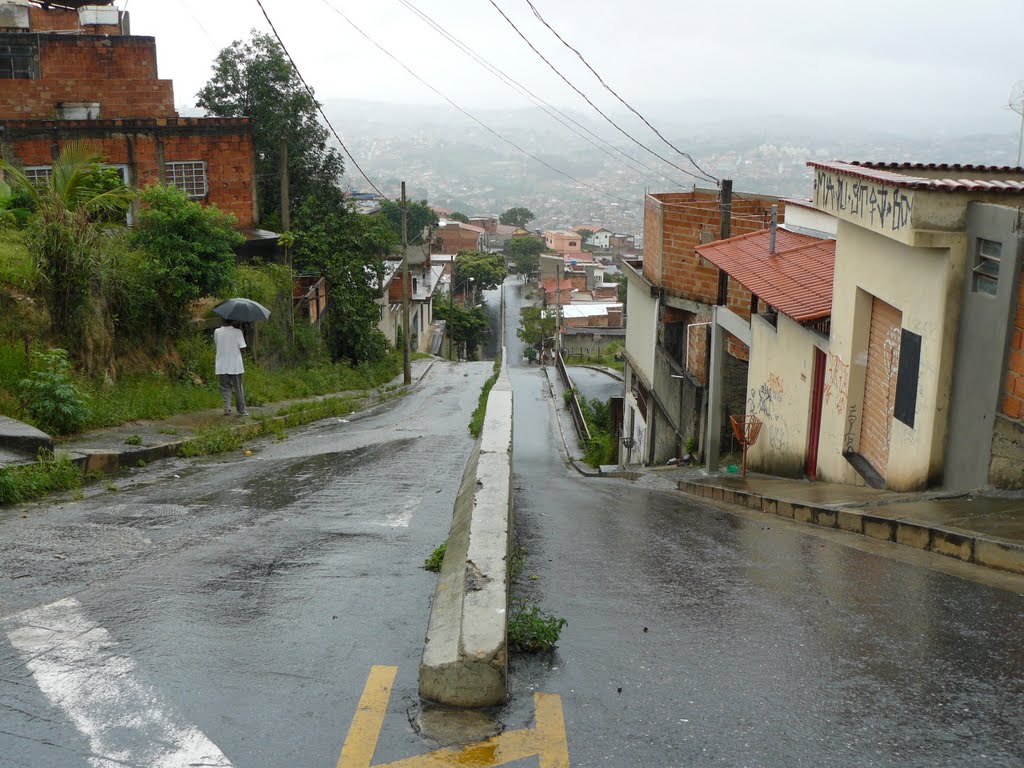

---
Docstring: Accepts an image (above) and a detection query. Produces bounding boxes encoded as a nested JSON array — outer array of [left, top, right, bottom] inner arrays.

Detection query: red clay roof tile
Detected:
[[696, 229, 835, 323]]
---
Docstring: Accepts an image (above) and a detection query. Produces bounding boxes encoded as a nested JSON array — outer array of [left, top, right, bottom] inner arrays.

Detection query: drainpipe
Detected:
[[769, 205, 778, 255]]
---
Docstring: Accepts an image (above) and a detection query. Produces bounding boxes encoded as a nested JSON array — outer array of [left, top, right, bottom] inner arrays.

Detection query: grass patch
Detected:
[[0, 452, 81, 505], [124, 434, 142, 446], [0, 230, 35, 289], [178, 424, 246, 457], [468, 355, 502, 438], [507, 597, 567, 652], [508, 545, 527, 583], [424, 540, 448, 572]]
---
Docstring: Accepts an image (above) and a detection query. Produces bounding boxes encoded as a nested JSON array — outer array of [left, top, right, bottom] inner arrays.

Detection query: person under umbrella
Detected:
[[214, 318, 248, 416]]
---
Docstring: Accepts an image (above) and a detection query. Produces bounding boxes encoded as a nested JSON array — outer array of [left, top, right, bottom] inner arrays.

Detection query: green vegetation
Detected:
[[517, 306, 556, 353], [438, 296, 490, 361], [454, 250, 507, 292], [506, 237, 546, 275], [197, 31, 345, 226], [508, 545, 527, 583], [499, 207, 535, 229], [17, 349, 90, 435], [124, 434, 142, 446], [424, 540, 448, 572], [578, 394, 617, 468], [0, 452, 81, 505], [563, 353, 624, 373], [379, 198, 438, 244], [507, 597, 567, 652], [469, 355, 502, 438]]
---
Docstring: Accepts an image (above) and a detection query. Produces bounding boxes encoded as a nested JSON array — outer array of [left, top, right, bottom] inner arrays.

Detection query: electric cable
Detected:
[[316, 0, 638, 205], [487, 0, 717, 185], [394, 0, 689, 190], [523, 0, 718, 184], [253, 0, 389, 199]]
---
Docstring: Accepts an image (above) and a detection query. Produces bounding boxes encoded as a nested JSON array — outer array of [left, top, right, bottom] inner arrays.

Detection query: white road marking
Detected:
[[381, 497, 419, 528], [6, 597, 233, 768]]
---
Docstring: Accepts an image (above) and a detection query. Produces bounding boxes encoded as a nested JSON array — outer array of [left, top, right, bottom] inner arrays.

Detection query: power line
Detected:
[[523, 0, 718, 184], [487, 0, 716, 185], [316, 0, 638, 206], [394, 0, 690, 190], [253, 0, 388, 199]]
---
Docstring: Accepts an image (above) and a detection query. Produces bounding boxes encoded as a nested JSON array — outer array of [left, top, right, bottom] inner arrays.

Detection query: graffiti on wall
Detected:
[[844, 404, 858, 454], [814, 169, 913, 233], [824, 353, 850, 416], [748, 372, 787, 453]]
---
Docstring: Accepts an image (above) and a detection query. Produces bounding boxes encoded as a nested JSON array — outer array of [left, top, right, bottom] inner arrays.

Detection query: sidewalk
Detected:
[[0, 357, 436, 475], [539, 371, 1024, 576]]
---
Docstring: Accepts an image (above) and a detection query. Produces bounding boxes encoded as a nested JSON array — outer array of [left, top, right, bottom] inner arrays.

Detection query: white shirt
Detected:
[[214, 326, 246, 375]]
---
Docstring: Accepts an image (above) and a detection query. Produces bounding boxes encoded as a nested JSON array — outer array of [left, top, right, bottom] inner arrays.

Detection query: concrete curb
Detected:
[[420, 353, 513, 708], [678, 480, 1024, 576], [2, 361, 436, 482]]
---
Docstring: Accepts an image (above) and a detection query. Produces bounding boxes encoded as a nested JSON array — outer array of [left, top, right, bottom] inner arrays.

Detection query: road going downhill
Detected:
[[500, 276, 1024, 768]]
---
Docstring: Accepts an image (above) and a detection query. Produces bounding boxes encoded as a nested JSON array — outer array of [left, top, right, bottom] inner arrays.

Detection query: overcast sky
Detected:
[[126, 0, 1024, 135]]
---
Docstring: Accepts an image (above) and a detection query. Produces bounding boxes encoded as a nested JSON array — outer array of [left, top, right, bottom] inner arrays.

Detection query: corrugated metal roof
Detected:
[[696, 229, 835, 323], [807, 161, 1024, 193]]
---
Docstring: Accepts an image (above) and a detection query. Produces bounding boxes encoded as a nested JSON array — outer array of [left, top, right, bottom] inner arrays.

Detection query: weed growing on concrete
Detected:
[[178, 424, 245, 457], [158, 427, 178, 435], [0, 451, 81, 505], [469, 355, 502, 438], [105, 482, 118, 492], [424, 540, 448, 572], [508, 545, 527, 583], [507, 597, 567, 652], [124, 434, 142, 446]]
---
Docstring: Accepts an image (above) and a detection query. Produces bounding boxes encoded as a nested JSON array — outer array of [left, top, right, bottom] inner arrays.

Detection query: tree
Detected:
[[454, 250, 506, 292], [438, 295, 489, 360], [576, 228, 594, 243], [448, 211, 470, 224], [1, 141, 134, 369], [606, 271, 627, 305], [517, 306, 556, 349], [499, 207, 534, 228], [506, 237, 546, 275], [292, 197, 398, 364], [196, 32, 344, 227], [378, 198, 438, 246], [130, 184, 243, 337]]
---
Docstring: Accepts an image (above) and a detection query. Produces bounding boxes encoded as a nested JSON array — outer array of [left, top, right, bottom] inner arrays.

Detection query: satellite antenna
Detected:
[[1010, 80, 1024, 166]]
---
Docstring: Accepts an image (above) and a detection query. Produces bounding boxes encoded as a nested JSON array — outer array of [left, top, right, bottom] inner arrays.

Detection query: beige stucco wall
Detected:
[[746, 313, 828, 477], [816, 220, 966, 490], [624, 269, 658, 386]]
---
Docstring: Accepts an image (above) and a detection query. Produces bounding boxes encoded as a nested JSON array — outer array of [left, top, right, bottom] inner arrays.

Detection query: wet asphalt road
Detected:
[[0, 362, 492, 768], [498, 277, 1024, 768], [1, 277, 1023, 768]]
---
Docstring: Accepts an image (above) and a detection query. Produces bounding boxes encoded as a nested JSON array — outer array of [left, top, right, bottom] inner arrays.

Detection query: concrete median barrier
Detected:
[[419, 358, 513, 708]]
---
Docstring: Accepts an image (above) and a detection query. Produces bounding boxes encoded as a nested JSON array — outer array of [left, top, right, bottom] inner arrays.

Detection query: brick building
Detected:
[[0, 0, 258, 229], [431, 220, 483, 254], [621, 187, 782, 466]]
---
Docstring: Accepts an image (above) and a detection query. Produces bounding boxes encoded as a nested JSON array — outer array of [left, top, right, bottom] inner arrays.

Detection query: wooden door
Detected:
[[805, 347, 826, 481], [860, 298, 902, 481]]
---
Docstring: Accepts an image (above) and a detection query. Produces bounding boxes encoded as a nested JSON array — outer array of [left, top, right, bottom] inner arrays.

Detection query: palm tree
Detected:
[[1, 142, 134, 370]]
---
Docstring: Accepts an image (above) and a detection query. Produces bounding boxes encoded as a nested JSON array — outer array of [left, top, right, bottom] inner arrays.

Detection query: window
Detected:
[[972, 238, 1001, 295], [165, 161, 208, 199], [0, 38, 35, 79], [569, 241, 577, 247], [22, 166, 52, 185]]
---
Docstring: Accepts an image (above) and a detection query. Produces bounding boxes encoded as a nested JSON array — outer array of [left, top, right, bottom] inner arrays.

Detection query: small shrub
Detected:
[[136, 459, 146, 468], [507, 598, 567, 652], [508, 545, 527, 583], [18, 348, 90, 435], [469, 366, 501, 438], [424, 540, 448, 572], [124, 434, 142, 446]]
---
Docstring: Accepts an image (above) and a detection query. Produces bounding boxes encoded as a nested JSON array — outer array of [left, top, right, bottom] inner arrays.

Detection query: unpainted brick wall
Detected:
[[28, 6, 121, 34], [1002, 276, 1024, 419], [0, 36, 173, 119], [6, 123, 257, 228]]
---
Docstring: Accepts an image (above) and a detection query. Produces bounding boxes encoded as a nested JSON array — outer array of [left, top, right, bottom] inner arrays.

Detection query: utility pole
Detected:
[[716, 179, 732, 306], [555, 261, 562, 361], [280, 139, 293, 342], [401, 181, 412, 385]]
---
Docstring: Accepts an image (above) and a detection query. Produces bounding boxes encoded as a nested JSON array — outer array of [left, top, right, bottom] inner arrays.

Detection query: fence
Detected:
[[556, 352, 591, 443]]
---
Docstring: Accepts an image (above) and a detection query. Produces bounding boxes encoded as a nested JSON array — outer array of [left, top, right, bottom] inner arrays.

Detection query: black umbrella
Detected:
[[212, 298, 271, 323]]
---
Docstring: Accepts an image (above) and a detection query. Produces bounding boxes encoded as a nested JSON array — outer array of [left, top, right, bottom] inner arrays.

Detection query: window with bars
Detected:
[[165, 161, 208, 199], [972, 238, 1001, 296], [0, 39, 35, 79], [22, 166, 52, 185]]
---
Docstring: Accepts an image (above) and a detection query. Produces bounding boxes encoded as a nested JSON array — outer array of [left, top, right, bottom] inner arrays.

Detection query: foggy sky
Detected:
[[128, 0, 1024, 135]]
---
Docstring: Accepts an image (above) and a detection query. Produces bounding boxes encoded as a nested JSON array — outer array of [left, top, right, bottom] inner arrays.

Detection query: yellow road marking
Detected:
[[336, 665, 397, 768], [337, 667, 570, 768]]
